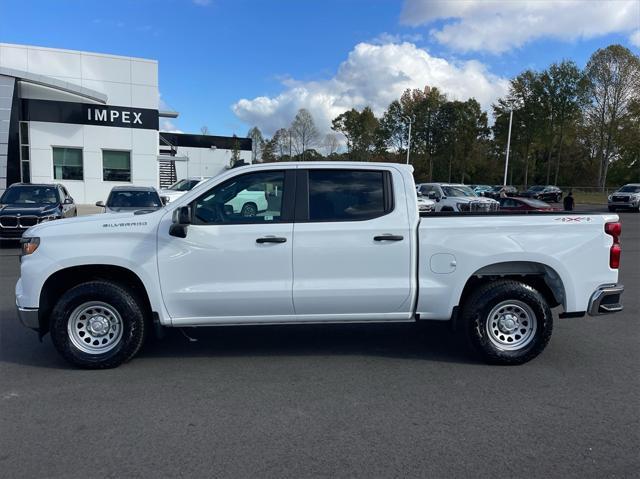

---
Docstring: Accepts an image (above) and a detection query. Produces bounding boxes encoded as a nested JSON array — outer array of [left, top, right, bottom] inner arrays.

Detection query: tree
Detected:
[[272, 128, 291, 160], [230, 134, 241, 167], [247, 126, 265, 163], [583, 45, 640, 188], [290, 109, 319, 160], [323, 133, 341, 157], [331, 107, 379, 161]]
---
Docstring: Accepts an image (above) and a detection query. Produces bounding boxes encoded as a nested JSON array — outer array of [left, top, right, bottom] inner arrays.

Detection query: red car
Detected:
[[498, 197, 558, 211]]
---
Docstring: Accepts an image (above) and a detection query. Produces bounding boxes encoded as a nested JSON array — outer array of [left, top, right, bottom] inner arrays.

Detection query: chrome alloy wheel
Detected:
[[486, 300, 537, 351], [67, 302, 123, 354]]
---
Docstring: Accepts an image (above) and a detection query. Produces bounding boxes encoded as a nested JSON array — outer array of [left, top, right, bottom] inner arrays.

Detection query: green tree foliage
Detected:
[[256, 44, 639, 188]]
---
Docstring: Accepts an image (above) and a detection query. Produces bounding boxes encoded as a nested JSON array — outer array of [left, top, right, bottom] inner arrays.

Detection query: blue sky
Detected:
[[1, 0, 638, 137]]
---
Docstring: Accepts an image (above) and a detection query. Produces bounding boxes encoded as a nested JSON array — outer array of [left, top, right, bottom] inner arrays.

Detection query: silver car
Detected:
[[608, 184, 640, 212], [96, 186, 165, 213]]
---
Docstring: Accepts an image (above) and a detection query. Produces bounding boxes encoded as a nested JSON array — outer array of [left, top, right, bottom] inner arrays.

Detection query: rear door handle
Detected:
[[256, 236, 287, 244], [374, 235, 404, 242]]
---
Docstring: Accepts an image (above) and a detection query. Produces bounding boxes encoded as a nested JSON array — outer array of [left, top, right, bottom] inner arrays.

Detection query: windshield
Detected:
[[0, 186, 59, 205], [618, 185, 640, 193], [168, 179, 201, 191], [442, 185, 477, 197], [107, 191, 162, 208], [528, 186, 544, 191]]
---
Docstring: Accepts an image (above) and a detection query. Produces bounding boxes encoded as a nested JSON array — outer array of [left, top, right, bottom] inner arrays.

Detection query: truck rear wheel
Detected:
[[50, 281, 146, 369], [462, 280, 553, 365]]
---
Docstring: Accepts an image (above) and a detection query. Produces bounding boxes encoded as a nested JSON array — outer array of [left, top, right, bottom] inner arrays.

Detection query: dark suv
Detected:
[[0, 183, 77, 240], [521, 185, 563, 202], [483, 185, 519, 199]]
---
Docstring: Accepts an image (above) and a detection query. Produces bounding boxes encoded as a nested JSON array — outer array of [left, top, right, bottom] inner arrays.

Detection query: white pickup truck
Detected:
[[16, 162, 624, 369]]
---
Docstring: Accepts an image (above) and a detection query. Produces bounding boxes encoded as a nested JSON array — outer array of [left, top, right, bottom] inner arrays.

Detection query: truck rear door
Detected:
[[292, 167, 414, 319]]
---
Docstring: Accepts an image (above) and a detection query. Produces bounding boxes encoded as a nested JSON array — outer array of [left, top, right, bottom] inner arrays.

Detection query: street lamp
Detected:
[[503, 108, 513, 186], [405, 117, 413, 164]]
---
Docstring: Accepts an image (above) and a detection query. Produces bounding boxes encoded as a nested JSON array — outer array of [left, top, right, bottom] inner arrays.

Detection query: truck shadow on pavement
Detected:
[[1, 321, 477, 369], [137, 321, 477, 365]]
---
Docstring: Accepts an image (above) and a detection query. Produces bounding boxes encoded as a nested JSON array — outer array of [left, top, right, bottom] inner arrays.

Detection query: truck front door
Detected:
[[157, 169, 296, 324]]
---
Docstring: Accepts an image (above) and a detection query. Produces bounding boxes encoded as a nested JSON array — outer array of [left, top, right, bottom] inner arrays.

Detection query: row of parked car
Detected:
[[1, 178, 638, 240], [0, 176, 271, 240], [415, 183, 566, 213]]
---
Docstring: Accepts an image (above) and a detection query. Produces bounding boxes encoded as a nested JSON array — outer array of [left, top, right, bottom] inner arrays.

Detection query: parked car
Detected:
[[16, 162, 624, 368], [416, 192, 436, 212], [498, 197, 556, 211], [160, 177, 210, 203], [416, 183, 499, 212], [484, 185, 519, 199], [96, 186, 165, 213], [608, 184, 640, 212], [472, 185, 494, 196], [521, 185, 563, 202], [0, 183, 76, 240]]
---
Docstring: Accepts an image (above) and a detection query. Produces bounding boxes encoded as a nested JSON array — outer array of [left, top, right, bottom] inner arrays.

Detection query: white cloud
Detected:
[[401, 0, 640, 53], [232, 42, 509, 136], [160, 119, 183, 133], [631, 30, 640, 48]]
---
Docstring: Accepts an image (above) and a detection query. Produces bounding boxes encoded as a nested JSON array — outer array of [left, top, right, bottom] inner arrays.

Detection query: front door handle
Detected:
[[256, 236, 287, 244], [374, 234, 404, 242]]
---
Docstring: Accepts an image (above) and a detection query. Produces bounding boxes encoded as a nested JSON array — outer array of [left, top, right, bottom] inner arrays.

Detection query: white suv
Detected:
[[417, 183, 499, 212]]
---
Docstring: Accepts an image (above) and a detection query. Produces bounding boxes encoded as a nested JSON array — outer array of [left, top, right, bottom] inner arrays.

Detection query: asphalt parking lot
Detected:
[[1, 207, 638, 478]]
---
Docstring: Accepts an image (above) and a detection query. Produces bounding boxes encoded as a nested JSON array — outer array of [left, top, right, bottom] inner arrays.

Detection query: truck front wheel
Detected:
[[462, 280, 553, 365], [50, 281, 146, 369]]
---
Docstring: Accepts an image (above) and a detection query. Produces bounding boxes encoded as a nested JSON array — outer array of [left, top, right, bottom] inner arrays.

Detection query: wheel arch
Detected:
[[38, 264, 153, 336], [458, 261, 566, 312]]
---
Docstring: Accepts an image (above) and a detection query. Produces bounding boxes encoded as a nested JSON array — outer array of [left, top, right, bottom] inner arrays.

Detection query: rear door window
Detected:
[[307, 170, 389, 221]]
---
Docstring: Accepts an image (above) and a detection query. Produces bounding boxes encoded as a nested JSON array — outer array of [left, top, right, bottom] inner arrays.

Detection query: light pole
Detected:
[[405, 117, 413, 164], [503, 108, 513, 186]]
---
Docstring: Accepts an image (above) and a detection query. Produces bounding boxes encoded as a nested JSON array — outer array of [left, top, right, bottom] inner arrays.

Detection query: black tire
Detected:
[[461, 280, 553, 365], [240, 202, 258, 217], [50, 281, 146, 369]]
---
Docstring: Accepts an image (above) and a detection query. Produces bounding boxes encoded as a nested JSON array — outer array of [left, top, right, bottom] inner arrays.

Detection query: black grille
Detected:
[[0, 216, 18, 227], [612, 196, 629, 202], [20, 217, 38, 227]]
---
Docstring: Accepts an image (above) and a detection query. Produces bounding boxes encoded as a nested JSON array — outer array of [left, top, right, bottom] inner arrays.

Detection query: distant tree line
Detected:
[[247, 45, 639, 188]]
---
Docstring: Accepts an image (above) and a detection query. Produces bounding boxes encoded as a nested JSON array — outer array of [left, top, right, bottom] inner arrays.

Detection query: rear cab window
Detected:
[[304, 169, 393, 222]]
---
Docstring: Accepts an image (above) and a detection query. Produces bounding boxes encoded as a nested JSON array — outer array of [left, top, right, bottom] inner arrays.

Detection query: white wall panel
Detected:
[[81, 79, 132, 107], [0, 44, 28, 70], [131, 84, 158, 109], [81, 54, 131, 83], [131, 60, 158, 86], [29, 122, 84, 148], [27, 48, 82, 78]]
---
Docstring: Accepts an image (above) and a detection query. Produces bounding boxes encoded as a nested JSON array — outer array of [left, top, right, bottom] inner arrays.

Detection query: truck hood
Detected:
[[0, 204, 60, 215], [24, 209, 163, 238], [160, 190, 186, 202]]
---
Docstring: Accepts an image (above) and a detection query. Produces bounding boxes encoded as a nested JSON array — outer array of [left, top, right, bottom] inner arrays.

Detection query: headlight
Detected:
[[457, 202, 470, 212], [20, 236, 40, 256], [39, 214, 61, 223], [608, 195, 612, 201]]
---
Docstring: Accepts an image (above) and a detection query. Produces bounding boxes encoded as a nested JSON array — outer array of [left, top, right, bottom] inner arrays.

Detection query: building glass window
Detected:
[[19, 122, 31, 183], [103, 150, 131, 182], [53, 147, 84, 180]]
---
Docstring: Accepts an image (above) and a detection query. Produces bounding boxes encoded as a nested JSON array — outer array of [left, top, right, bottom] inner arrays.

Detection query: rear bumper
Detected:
[[16, 304, 40, 330], [588, 284, 624, 316]]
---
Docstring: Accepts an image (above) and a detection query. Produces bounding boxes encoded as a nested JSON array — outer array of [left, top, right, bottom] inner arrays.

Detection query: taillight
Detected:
[[605, 222, 621, 269]]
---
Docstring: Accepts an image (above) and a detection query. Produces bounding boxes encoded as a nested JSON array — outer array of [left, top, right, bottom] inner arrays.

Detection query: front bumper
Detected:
[[16, 303, 40, 330], [587, 284, 624, 316]]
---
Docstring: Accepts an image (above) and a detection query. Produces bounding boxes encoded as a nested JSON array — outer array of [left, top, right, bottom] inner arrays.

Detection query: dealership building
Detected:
[[0, 43, 251, 203]]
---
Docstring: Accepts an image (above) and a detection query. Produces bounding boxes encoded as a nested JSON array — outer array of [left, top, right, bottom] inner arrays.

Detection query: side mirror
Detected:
[[64, 198, 73, 204], [161, 196, 169, 205], [427, 192, 440, 202], [169, 206, 191, 238], [417, 192, 424, 198], [95, 201, 105, 208]]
